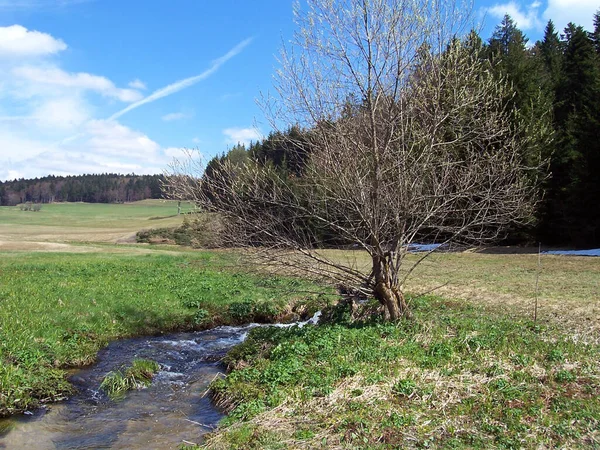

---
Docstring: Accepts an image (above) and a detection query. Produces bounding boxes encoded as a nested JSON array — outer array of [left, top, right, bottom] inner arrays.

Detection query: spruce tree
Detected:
[[537, 20, 563, 93], [591, 10, 600, 55], [553, 23, 600, 245], [487, 15, 551, 165]]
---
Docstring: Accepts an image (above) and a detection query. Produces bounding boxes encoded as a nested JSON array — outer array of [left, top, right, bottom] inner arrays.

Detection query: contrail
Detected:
[[108, 37, 253, 121]]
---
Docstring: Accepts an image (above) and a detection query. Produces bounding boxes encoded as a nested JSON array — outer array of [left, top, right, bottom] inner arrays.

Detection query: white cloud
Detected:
[[13, 66, 143, 102], [487, 1, 543, 30], [0, 26, 253, 181], [128, 79, 146, 90], [223, 127, 262, 146], [162, 112, 186, 122], [0, 129, 54, 163], [0, 120, 168, 181], [543, 0, 598, 31], [84, 120, 161, 158], [109, 37, 253, 120], [487, 0, 599, 33], [32, 97, 90, 130], [0, 25, 66, 57], [163, 147, 195, 162], [6, 170, 23, 180]]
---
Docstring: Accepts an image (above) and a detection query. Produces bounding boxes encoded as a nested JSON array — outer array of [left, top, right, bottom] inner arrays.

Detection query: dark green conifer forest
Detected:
[[0, 174, 163, 206]]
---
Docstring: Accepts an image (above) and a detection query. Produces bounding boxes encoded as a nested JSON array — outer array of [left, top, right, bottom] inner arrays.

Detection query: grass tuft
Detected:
[[100, 358, 160, 399]]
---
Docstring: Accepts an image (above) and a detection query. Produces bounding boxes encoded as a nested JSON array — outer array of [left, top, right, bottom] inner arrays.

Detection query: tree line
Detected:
[[203, 10, 600, 249], [0, 173, 164, 206]]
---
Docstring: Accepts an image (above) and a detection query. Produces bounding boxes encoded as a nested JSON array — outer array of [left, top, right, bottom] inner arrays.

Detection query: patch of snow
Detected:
[[543, 248, 600, 257], [406, 243, 444, 252]]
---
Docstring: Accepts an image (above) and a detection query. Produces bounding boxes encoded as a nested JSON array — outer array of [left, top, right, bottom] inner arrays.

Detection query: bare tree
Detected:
[[165, 0, 543, 320]]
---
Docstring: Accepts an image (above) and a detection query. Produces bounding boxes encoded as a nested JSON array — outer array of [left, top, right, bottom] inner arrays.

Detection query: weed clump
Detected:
[[100, 359, 160, 400]]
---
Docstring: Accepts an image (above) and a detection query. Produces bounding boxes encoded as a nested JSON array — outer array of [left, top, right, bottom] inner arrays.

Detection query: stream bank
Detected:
[[0, 324, 257, 449]]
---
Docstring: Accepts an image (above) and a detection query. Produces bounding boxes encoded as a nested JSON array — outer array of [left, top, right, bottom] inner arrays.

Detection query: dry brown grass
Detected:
[[240, 248, 600, 341], [0, 200, 189, 249], [402, 251, 600, 340]]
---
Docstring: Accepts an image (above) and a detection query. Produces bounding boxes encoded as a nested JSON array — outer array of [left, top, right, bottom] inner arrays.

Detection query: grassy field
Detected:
[[195, 250, 600, 449], [0, 201, 330, 416], [0, 200, 598, 447], [0, 200, 194, 248], [307, 249, 600, 341], [200, 296, 600, 449], [0, 251, 329, 416]]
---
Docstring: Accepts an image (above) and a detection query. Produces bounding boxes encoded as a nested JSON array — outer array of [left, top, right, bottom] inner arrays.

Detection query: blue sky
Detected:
[[0, 0, 598, 181]]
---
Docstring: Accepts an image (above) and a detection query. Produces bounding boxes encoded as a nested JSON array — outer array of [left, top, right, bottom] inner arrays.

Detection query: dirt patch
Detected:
[[0, 241, 99, 253]]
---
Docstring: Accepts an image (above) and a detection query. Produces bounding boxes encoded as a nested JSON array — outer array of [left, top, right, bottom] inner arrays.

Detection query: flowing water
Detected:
[[0, 315, 319, 450]]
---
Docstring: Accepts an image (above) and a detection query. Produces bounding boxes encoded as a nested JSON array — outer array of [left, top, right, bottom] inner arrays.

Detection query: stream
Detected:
[[0, 314, 319, 449]]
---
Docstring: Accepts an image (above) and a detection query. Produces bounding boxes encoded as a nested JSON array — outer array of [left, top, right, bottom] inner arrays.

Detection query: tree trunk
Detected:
[[372, 255, 410, 320]]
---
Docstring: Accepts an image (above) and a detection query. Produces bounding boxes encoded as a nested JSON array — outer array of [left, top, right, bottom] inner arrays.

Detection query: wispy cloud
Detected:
[[14, 66, 143, 102], [128, 79, 147, 90], [108, 37, 253, 120], [162, 112, 187, 122], [220, 92, 242, 101], [223, 127, 262, 146]]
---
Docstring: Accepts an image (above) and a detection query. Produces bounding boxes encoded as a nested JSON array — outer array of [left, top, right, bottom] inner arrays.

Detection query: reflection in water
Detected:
[[0, 324, 259, 449]]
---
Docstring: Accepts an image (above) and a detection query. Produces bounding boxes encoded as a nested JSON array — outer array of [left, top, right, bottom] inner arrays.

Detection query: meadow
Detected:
[[0, 201, 598, 448], [0, 201, 330, 417], [0, 199, 194, 249], [201, 296, 600, 449], [194, 252, 600, 448]]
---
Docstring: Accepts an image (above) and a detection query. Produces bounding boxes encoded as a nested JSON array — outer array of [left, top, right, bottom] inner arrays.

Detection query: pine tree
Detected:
[[591, 10, 600, 55], [552, 23, 600, 245], [537, 20, 563, 93], [486, 15, 552, 183]]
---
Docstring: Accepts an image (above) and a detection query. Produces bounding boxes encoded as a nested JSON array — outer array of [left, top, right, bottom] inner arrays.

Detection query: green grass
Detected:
[[0, 200, 195, 245], [0, 200, 193, 228], [100, 358, 160, 400], [201, 297, 600, 449], [0, 251, 331, 417]]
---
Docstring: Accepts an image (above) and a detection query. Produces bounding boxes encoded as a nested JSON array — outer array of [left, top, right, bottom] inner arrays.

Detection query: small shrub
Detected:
[[18, 202, 41, 211], [546, 349, 565, 363], [294, 429, 316, 440], [228, 300, 255, 322], [252, 301, 281, 322]]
